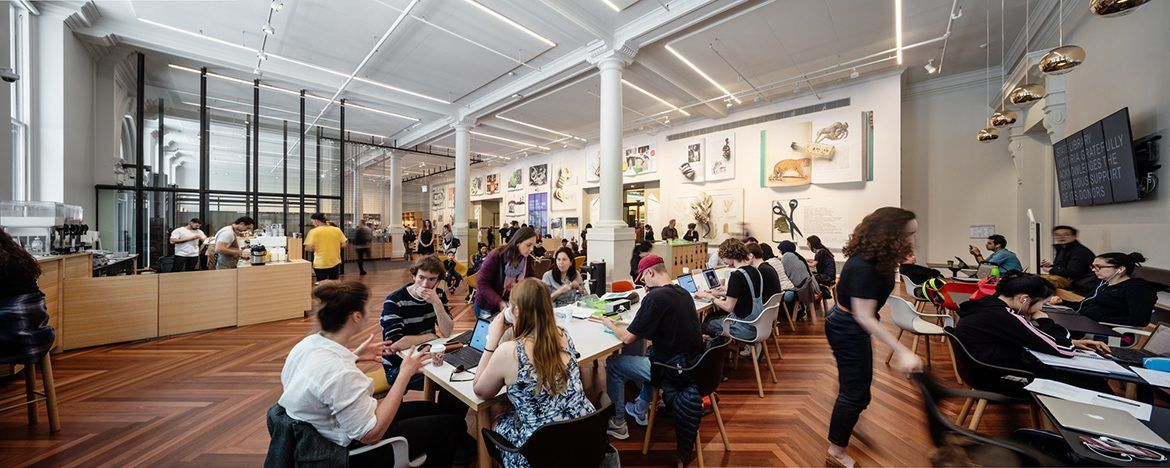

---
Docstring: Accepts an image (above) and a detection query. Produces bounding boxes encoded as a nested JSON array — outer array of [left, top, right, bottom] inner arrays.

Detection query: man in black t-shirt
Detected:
[[745, 242, 781, 302], [381, 256, 455, 387], [602, 254, 701, 440], [696, 239, 764, 341]]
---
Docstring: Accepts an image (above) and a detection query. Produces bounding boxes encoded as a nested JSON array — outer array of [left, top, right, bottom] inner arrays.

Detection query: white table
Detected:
[[414, 288, 713, 468]]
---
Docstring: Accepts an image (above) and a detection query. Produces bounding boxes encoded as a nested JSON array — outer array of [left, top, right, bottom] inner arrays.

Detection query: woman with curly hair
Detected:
[[825, 207, 923, 468]]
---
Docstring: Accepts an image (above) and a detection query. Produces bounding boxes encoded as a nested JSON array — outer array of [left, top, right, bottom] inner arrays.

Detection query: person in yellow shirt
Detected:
[[305, 213, 348, 281]]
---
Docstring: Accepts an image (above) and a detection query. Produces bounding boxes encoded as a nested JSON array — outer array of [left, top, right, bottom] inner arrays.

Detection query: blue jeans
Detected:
[[473, 302, 494, 320], [605, 354, 654, 423], [702, 314, 756, 341]]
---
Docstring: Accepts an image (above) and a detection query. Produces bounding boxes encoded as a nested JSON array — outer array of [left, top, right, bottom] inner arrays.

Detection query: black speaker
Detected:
[[585, 261, 606, 296]]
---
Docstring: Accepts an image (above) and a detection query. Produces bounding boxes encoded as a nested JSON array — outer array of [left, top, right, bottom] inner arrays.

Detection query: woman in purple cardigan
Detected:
[[474, 227, 539, 319]]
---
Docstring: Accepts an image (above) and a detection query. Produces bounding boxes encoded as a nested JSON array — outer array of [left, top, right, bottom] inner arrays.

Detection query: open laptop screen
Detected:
[[703, 269, 720, 289], [677, 274, 698, 294], [468, 318, 491, 352]]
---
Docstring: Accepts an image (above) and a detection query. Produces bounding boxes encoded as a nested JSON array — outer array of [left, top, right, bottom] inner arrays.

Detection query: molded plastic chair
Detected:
[[611, 280, 635, 293], [912, 373, 1061, 467], [366, 368, 390, 395], [720, 299, 781, 398], [465, 272, 478, 302], [943, 327, 1036, 431], [481, 400, 614, 468], [939, 281, 979, 314], [573, 255, 586, 271], [765, 293, 792, 350], [885, 296, 957, 377], [900, 273, 933, 312], [643, 337, 733, 464]]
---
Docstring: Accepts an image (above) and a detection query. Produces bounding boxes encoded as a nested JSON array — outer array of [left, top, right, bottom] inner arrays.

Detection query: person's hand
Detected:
[[969, 245, 981, 256], [694, 291, 711, 300], [1040, 259, 1053, 268], [487, 311, 509, 348], [353, 333, 394, 362], [241, 250, 252, 259], [600, 317, 619, 331], [399, 350, 432, 376], [1074, 339, 1112, 356], [417, 286, 443, 306], [892, 350, 924, 376]]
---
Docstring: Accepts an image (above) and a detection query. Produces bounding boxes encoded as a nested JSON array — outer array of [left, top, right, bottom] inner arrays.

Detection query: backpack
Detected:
[[920, 277, 949, 308]]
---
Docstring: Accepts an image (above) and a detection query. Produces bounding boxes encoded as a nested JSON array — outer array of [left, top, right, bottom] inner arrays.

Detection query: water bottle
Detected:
[[991, 265, 1001, 277]]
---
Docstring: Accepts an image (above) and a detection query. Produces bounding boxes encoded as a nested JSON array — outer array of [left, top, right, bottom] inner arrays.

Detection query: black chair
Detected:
[[912, 372, 1064, 467], [643, 337, 733, 466], [944, 327, 1036, 430], [481, 400, 615, 468]]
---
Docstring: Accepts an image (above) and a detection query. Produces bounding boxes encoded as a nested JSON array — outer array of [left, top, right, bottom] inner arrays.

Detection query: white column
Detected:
[[452, 119, 473, 262], [387, 151, 405, 258], [586, 43, 637, 282]]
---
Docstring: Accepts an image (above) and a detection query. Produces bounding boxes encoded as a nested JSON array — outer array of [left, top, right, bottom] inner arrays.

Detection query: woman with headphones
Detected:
[[1075, 252, 1159, 327], [952, 271, 1113, 393]]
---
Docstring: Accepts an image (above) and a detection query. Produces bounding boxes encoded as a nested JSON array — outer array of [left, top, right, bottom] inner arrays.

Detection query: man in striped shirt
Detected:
[[380, 256, 454, 387]]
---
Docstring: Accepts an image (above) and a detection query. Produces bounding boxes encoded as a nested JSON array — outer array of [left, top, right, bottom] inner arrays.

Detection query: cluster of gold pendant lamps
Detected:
[[977, 0, 1149, 142]]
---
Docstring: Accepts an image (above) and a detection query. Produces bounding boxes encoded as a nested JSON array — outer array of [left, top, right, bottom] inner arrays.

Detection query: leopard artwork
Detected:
[[770, 158, 811, 181]]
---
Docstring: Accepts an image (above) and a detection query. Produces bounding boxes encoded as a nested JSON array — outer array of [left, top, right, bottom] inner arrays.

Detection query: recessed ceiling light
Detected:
[[462, 0, 555, 48], [622, 79, 691, 116], [664, 45, 742, 104], [471, 131, 551, 151], [261, 23, 275, 36], [495, 115, 581, 140]]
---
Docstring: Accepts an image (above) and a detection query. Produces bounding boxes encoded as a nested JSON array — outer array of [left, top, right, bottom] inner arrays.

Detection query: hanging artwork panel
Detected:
[[705, 132, 735, 181], [551, 164, 578, 212], [622, 144, 656, 176], [668, 188, 743, 243], [527, 193, 549, 237], [528, 164, 548, 188], [505, 189, 527, 218], [470, 176, 484, 196], [770, 198, 808, 243], [446, 186, 456, 209], [586, 151, 601, 183], [760, 126, 813, 187], [679, 138, 705, 183], [485, 174, 500, 195], [508, 168, 523, 191]]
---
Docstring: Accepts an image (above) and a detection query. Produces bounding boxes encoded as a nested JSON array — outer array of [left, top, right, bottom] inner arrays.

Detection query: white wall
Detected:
[[902, 70, 1018, 265]]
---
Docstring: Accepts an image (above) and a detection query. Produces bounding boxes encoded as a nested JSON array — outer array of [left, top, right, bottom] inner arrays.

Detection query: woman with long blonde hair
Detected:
[[473, 279, 595, 467]]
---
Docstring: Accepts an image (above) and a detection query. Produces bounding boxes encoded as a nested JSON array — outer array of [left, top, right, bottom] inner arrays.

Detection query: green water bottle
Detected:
[[991, 265, 1001, 277]]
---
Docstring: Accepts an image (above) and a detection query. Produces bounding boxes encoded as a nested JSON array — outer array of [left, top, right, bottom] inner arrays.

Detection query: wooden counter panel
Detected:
[[62, 253, 93, 279], [159, 269, 238, 336], [37, 260, 62, 349], [237, 261, 312, 326], [63, 275, 159, 350]]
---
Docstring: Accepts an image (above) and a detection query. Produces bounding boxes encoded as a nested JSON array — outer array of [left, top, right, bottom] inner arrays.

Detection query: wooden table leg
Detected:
[[477, 408, 491, 468], [422, 377, 437, 403]]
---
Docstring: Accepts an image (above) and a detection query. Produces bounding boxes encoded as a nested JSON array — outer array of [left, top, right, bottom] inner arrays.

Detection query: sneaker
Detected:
[[625, 402, 649, 426], [607, 419, 629, 440], [739, 343, 762, 358]]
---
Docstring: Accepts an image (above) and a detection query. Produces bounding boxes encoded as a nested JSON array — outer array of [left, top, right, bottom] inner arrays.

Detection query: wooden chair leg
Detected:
[[642, 392, 661, 454], [956, 397, 973, 426], [946, 340, 963, 386], [732, 348, 739, 370], [762, 342, 777, 383], [924, 334, 933, 368], [710, 393, 731, 452], [886, 329, 905, 364], [968, 399, 988, 431], [772, 327, 783, 360], [783, 302, 796, 331], [910, 333, 920, 357], [39, 354, 59, 433], [695, 437, 705, 468], [750, 345, 765, 398], [24, 363, 37, 426]]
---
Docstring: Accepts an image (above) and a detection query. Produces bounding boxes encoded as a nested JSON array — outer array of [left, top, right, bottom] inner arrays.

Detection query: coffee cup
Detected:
[[429, 344, 445, 367]]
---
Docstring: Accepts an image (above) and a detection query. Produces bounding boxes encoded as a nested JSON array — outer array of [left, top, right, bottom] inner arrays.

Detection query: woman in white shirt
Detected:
[[279, 281, 466, 467]]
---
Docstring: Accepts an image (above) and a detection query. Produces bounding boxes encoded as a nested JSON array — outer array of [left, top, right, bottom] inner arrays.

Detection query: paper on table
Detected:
[[1028, 350, 1138, 377], [1133, 367, 1170, 388], [1025, 378, 1153, 421]]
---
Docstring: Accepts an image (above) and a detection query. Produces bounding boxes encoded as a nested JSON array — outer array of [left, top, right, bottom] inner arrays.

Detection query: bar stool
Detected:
[[1, 352, 60, 433]]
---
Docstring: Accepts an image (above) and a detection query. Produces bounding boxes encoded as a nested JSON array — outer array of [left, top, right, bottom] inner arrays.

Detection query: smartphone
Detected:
[[415, 343, 431, 353]]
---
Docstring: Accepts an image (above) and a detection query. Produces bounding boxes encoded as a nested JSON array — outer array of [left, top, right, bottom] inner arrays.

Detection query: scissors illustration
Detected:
[[772, 199, 804, 240]]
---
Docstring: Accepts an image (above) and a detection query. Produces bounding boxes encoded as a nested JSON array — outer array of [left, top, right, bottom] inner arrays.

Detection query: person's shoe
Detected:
[[606, 418, 629, 439], [359, 271, 367, 275], [625, 402, 649, 426], [739, 343, 762, 358]]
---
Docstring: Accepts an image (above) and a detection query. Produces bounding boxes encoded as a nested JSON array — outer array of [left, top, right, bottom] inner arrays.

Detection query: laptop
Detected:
[[677, 274, 700, 294], [1039, 395, 1170, 450], [1110, 323, 1170, 365], [444, 318, 490, 371], [704, 269, 722, 290]]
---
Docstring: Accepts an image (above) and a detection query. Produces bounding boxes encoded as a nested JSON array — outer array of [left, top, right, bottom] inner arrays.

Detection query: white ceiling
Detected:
[[70, 0, 1029, 178]]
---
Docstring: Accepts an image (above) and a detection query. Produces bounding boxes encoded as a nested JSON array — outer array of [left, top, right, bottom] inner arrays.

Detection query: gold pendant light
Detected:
[[1040, 0, 1085, 75], [979, 0, 999, 143], [1009, 0, 1046, 107], [1089, 0, 1149, 17], [978, 128, 1001, 141], [990, 0, 1017, 128]]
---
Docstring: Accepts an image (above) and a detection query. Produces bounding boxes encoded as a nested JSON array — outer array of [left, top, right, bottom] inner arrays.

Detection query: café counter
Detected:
[[52, 259, 312, 351]]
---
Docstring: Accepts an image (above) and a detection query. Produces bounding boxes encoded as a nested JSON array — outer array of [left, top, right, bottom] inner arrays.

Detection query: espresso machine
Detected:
[[0, 201, 88, 256]]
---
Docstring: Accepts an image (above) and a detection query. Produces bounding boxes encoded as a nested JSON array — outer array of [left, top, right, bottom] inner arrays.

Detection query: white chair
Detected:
[[767, 292, 795, 340], [899, 273, 932, 312], [722, 301, 781, 398], [349, 436, 427, 468], [885, 296, 962, 382]]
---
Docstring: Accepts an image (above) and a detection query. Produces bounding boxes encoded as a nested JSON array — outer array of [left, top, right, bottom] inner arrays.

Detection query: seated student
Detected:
[[1074, 252, 1159, 327], [745, 242, 783, 306], [696, 239, 764, 341], [807, 235, 837, 290], [280, 281, 465, 467], [953, 272, 1113, 394], [683, 223, 700, 242], [473, 279, 596, 467], [630, 241, 653, 283], [969, 234, 1023, 273], [441, 250, 462, 294], [543, 247, 588, 307], [380, 257, 454, 388], [778, 240, 816, 317], [468, 243, 489, 276], [900, 253, 944, 285], [1041, 225, 1096, 292], [601, 254, 702, 439]]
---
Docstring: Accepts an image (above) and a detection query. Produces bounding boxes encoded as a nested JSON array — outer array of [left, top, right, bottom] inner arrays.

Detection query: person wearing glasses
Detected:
[[1040, 225, 1095, 292], [473, 279, 595, 468], [1076, 252, 1159, 327]]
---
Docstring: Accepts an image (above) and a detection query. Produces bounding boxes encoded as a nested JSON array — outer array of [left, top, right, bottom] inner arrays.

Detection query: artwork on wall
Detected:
[[679, 138, 705, 183], [505, 190, 527, 217], [586, 152, 601, 183], [485, 174, 500, 195], [529, 164, 548, 187], [669, 188, 743, 243], [446, 186, 456, 208], [623, 144, 656, 176], [471, 176, 484, 196], [508, 168, 523, 191], [528, 193, 549, 236], [761, 126, 813, 187], [431, 190, 446, 208], [551, 165, 578, 212], [808, 110, 866, 184], [705, 132, 735, 181], [771, 199, 806, 242]]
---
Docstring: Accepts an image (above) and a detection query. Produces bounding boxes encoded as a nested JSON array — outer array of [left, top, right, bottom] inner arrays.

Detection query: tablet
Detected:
[[677, 274, 698, 294]]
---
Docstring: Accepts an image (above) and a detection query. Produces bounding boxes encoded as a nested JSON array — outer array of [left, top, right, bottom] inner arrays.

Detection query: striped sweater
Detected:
[[953, 296, 1076, 370]]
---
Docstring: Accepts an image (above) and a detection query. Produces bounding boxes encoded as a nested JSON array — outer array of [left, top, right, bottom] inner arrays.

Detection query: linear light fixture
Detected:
[[601, 0, 622, 12], [462, 0, 555, 48], [142, 18, 449, 105], [895, 0, 904, 65], [664, 44, 742, 104], [621, 79, 691, 117], [470, 131, 551, 151], [495, 115, 586, 142], [186, 100, 391, 140]]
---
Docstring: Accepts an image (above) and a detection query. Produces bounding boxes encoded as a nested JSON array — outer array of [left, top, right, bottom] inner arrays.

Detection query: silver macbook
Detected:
[[1039, 395, 1170, 450]]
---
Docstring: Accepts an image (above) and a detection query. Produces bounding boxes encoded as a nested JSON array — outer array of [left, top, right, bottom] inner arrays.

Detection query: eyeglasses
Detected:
[[449, 365, 476, 382], [1090, 264, 1116, 271]]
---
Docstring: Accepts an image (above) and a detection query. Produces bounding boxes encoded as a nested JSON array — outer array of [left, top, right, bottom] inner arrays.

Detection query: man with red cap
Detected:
[[601, 254, 703, 439]]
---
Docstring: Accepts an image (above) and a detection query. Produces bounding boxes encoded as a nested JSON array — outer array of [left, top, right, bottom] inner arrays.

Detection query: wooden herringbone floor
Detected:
[[0, 260, 1032, 467]]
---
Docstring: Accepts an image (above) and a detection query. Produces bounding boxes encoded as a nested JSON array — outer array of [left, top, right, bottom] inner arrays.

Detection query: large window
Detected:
[[9, 3, 31, 200]]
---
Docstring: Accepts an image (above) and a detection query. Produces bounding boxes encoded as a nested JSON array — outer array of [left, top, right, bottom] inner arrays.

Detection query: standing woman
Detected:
[[474, 227, 539, 320], [544, 247, 588, 307], [440, 224, 454, 253], [825, 207, 923, 467], [0, 227, 55, 368], [418, 220, 435, 256]]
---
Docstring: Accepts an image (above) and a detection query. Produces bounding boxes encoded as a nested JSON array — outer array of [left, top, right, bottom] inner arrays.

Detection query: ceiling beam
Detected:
[[536, 0, 611, 42]]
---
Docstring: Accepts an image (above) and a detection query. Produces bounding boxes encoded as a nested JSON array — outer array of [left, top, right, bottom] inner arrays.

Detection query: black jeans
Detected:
[[314, 265, 341, 281], [348, 400, 466, 468], [173, 256, 198, 272], [355, 247, 369, 273], [824, 306, 873, 447]]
